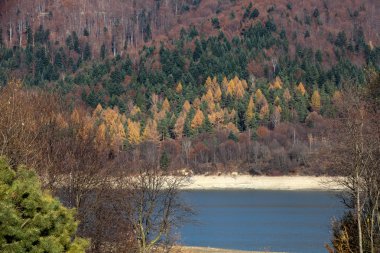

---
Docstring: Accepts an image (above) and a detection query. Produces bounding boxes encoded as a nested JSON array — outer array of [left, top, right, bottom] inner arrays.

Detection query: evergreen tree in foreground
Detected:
[[0, 157, 89, 253]]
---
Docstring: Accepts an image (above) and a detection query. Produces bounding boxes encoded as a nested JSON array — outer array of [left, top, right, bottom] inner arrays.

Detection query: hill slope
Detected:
[[1, 0, 378, 61]]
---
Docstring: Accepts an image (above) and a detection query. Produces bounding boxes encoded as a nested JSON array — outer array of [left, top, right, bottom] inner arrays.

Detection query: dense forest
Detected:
[[0, 0, 379, 252], [0, 1, 379, 174]]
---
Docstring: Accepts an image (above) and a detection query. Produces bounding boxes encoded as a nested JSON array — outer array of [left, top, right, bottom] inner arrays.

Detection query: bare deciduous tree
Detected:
[[327, 75, 380, 253], [121, 160, 192, 253]]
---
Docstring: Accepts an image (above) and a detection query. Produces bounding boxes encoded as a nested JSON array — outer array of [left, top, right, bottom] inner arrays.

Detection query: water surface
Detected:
[[179, 190, 344, 253]]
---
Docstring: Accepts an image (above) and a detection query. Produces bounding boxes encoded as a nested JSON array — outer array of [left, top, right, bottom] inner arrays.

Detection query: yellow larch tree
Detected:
[[176, 82, 183, 93], [259, 103, 269, 120], [204, 89, 214, 104], [127, 119, 141, 144], [270, 76, 283, 90], [191, 109, 205, 129], [193, 97, 201, 109], [130, 105, 141, 117], [245, 96, 255, 123], [225, 122, 239, 134], [70, 108, 81, 125], [93, 104, 103, 118], [55, 113, 69, 129], [297, 82, 306, 95], [174, 112, 186, 139], [235, 81, 245, 98], [274, 96, 282, 112], [142, 119, 159, 141], [311, 90, 321, 112], [183, 100, 191, 113], [209, 109, 225, 129], [212, 76, 218, 87], [255, 89, 264, 104], [214, 85, 222, 102], [95, 123, 107, 149], [208, 100, 216, 112], [233, 76, 240, 85], [205, 76, 213, 89], [202, 89, 215, 112], [78, 117, 94, 140], [226, 79, 235, 96], [274, 96, 281, 106], [241, 79, 248, 90], [102, 107, 126, 148], [162, 98, 170, 112]]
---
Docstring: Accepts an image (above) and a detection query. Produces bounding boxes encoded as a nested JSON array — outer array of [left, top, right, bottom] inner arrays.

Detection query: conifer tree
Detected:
[[214, 85, 222, 102], [311, 90, 321, 112], [202, 115, 213, 133], [0, 157, 89, 253], [162, 98, 171, 112], [127, 119, 141, 144], [283, 88, 292, 103], [183, 100, 191, 113], [297, 82, 307, 96], [174, 112, 186, 139], [191, 109, 205, 129], [245, 96, 255, 129], [142, 119, 159, 141], [176, 82, 183, 93]]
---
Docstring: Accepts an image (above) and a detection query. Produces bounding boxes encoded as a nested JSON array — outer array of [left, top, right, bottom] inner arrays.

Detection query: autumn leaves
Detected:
[[63, 75, 324, 148]]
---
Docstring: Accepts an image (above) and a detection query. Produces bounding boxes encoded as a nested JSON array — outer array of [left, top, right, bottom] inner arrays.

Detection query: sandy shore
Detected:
[[172, 246, 285, 253], [181, 175, 343, 191]]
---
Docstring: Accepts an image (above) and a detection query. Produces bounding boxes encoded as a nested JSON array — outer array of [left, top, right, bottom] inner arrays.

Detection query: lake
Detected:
[[179, 190, 345, 253]]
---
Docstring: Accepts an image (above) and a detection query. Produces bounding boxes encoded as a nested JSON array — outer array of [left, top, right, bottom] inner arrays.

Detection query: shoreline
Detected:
[[181, 175, 344, 191], [173, 246, 285, 253]]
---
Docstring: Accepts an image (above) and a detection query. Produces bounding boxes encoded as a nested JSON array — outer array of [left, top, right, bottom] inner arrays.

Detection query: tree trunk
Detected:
[[356, 169, 364, 253]]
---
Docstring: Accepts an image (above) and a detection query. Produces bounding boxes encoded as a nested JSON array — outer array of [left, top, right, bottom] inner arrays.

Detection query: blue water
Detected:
[[179, 190, 345, 253]]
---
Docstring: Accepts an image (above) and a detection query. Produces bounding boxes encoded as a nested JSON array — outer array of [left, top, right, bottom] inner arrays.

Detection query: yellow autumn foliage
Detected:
[[174, 112, 186, 139], [255, 89, 264, 104], [259, 103, 269, 119], [270, 76, 283, 90], [214, 85, 222, 102], [245, 96, 255, 122], [224, 122, 239, 134], [143, 119, 159, 141], [297, 82, 306, 95], [183, 100, 191, 112], [209, 110, 224, 128], [162, 98, 170, 112], [176, 82, 183, 93], [127, 119, 141, 144], [130, 105, 141, 116], [191, 109, 205, 129], [311, 90, 321, 112]]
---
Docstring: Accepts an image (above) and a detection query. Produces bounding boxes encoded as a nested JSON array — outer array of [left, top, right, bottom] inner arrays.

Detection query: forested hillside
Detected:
[[1, 1, 379, 252], [0, 0, 379, 175], [1, 0, 379, 58]]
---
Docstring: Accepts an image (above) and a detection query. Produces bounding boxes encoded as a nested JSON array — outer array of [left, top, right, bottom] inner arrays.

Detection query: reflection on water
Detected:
[[179, 190, 345, 253]]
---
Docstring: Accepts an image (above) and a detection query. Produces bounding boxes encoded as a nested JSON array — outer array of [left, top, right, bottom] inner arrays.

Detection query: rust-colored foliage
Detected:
[[257, 126, 270, 138]]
